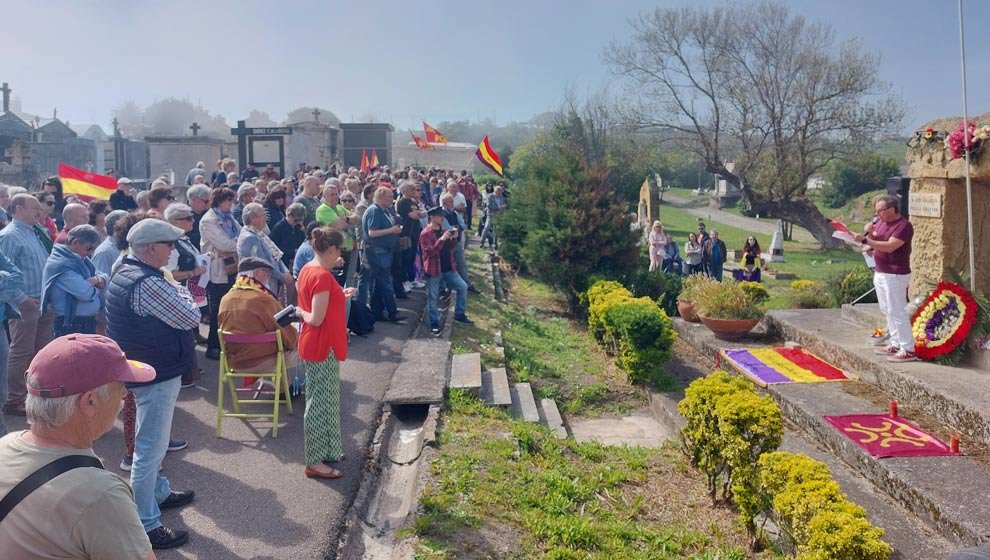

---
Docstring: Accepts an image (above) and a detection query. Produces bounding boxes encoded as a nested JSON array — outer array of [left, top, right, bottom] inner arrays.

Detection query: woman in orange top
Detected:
[[295, 228, 355, 479]]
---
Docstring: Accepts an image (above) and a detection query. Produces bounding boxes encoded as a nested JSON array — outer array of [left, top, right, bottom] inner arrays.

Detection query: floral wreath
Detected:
[[907, 127, 946, 149], [944, 121, 990, 160], [911, 281, 978, 361]]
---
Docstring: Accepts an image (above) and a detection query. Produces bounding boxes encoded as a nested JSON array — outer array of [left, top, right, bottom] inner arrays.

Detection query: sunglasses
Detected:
[[167, 196, 176, 201], [176, 216, 194, 221]]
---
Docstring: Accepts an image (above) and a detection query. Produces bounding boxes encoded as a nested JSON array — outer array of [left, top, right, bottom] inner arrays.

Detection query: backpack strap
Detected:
[[0, 455, 104, 523]]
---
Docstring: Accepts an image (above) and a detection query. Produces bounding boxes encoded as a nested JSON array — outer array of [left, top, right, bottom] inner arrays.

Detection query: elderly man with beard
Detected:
[[0, 334, 157, 559]]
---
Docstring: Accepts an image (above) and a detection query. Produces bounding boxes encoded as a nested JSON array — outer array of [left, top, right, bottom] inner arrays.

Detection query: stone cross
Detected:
[[1, 82, 10, 113], [112, 117, 120, 137], [769, 220, 786, 262], [312, 108, 321, 123], [190, 122, 201, 136]]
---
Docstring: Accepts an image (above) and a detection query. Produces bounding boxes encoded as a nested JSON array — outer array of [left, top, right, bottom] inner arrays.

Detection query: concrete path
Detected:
[[4, 290, 426, 560], [662, 191, 816, 243]]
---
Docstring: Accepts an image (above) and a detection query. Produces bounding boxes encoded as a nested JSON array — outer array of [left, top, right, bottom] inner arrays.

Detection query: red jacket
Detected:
[[418, 226, 457, 277]]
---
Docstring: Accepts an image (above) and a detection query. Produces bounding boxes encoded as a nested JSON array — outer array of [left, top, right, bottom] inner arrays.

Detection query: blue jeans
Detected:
[[366, 247, 398, 318], [454, 240, 471, 288], [710, 260, 724, 281], [0, 328, 8, 436], [130, 376, 181, 531], [425, 272, 467, 327]]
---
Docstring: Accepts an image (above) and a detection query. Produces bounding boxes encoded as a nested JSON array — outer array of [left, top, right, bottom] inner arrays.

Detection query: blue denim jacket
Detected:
[[0, 253, 25, 323]]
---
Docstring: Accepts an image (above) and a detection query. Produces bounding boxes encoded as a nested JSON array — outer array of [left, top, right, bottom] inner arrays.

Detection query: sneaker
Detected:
[[147, 525, 189, 549], [159, 490, 195, 509], [888, 350, 919, 363], [120, 456, 132, 472], [403, 281, 413, 292], [430, 325, 442, 336], [167, 439, 188, 452], [411, 281, 426, 289], [873, 346, 899, 356], [453, 315, 475, 325]]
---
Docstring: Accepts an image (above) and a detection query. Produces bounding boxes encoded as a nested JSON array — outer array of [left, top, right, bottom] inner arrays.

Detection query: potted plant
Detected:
[[693, 280, 766, 340], [677, 274, 717, 322]]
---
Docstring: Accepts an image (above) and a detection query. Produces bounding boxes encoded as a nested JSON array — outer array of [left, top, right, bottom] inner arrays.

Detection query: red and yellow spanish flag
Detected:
[[475, 136, 504, 177], [360, 149, 370, 172], [423, 122, 448, 145], [369, 149, 380, 168], [58, 163, 116, 202], [410, 131, 432, 149]]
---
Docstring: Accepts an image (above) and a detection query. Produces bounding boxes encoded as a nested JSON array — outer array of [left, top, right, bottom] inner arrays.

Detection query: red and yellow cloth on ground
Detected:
[[719, 347, 853, 387], [58, 163, 116, 202], [823, 414, 961, 458]]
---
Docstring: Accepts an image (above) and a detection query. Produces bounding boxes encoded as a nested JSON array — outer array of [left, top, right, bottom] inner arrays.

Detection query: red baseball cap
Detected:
[[26, 334, 156, 398]]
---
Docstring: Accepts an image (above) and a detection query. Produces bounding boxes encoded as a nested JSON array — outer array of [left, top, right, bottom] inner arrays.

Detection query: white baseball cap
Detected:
[[117, 177, 132, 185]]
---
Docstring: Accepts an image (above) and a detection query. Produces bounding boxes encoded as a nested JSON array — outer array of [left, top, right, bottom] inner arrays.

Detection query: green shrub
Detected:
[[824, 267, 877, 306], [784, 280, 833, 309], [738, 281, 770, 305], [602, 296, 676, 385], [586, 281, 633, 342], [657, 273, 683, 318], [678, 371, 766, 502], [692, 279, 766, 320], [757, 452, 891, 559]]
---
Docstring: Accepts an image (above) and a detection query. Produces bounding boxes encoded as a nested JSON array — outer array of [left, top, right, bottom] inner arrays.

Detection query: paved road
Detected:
[[662, 191, 815, 243], [4, 290, 427, 560]]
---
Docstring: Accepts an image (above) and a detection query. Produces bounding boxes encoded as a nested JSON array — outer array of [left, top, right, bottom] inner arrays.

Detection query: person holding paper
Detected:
[[855, 194, 916, 363]]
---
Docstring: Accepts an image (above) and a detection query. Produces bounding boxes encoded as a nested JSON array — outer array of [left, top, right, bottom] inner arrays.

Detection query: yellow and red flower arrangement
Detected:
[[911, 281, 978, 361]]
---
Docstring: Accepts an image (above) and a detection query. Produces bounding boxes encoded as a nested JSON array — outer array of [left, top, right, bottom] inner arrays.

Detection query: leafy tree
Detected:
[[820, 154, 900, 208], [112, 101, 146, 138], [606, 1, 905, 248], [499, 100, 639, 309]]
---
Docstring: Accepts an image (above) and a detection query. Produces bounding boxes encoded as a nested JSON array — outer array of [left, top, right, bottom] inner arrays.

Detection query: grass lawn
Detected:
[[409, 244, 768, 559]]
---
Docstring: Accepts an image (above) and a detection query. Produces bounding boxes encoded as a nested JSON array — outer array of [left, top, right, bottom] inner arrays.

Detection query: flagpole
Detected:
[[958, 0, 977, 291]]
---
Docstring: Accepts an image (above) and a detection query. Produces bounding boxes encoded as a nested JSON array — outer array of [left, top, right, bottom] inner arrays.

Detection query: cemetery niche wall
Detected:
[[905, 112, 990, 298]]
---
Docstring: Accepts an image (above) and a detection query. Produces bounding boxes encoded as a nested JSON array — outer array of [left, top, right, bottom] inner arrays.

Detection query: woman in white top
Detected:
[[648, 221, 667, 272], [683, 232, 704, 275]]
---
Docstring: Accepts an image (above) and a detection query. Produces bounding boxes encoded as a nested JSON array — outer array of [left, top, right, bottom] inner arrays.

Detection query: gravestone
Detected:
[[905, 112, 990, 297], [230, 120, 292, 177], [710, 161, 742, 208], [146, 135, 225, 193], [768, 220, 785, 262]]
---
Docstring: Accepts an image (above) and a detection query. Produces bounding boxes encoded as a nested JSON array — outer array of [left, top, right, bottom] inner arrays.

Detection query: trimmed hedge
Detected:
[[679, 374, 890, 557], [583, 280, 676, 386]]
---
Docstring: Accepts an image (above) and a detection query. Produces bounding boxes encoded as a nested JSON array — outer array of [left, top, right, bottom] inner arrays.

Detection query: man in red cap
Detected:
[[0, 334, 157, 559]]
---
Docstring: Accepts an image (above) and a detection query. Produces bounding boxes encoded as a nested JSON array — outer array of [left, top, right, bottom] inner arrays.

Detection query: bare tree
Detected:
[[605, 1, 905, 248]]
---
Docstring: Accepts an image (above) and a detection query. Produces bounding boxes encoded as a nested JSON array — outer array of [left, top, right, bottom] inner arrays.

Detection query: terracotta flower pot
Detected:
[[698, 316, 762, 341], [677, 300, 700, 322]]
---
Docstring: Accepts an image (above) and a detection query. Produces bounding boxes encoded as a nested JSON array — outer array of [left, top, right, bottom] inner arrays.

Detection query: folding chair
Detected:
[[216, 330, 293, 438]]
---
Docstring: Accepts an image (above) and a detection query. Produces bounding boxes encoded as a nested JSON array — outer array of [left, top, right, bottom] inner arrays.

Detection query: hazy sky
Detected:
[[4, 0, 988, 133]]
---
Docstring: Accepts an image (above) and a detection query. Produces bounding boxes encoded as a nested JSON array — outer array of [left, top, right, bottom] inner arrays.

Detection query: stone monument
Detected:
[[768, 220, 785, 262], [905, 112, 990, 298], [637, 175, 661, 228]]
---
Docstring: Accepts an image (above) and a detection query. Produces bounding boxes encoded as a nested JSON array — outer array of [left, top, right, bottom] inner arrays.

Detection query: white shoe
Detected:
[[403, 281, 413, 292], [411, 281, 426, 289]]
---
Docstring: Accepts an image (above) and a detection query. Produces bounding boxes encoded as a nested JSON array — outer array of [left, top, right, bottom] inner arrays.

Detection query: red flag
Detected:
[[475, 136, 504, 177], [360, 149, 369, 172], [58, 163, 117, 202], [423, 122, 448, 145], [410, 130, 432, 149], [370, 149, 380, 168]]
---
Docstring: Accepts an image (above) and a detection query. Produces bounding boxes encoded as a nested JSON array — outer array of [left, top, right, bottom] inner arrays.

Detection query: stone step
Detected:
[[383, 339, 451, 406], [537, 398, 568, 438], [509, 383, 540, 423], [671, 316, 990, 547], [841, 303, 886, 329], [764, 309, 990, 446], [449, 353, 482, 396], [480, 368, 511, 407]]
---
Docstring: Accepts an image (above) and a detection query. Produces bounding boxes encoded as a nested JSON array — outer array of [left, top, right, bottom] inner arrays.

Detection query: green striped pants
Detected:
[[302, 354, 343, 466]]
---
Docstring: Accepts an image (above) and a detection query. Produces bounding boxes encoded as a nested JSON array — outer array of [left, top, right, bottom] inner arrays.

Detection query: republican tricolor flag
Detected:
[[360, 149, 370, 172], [369, 149, 380, 169], [475, 136, 504, 177], [58, 163, 116, 202]]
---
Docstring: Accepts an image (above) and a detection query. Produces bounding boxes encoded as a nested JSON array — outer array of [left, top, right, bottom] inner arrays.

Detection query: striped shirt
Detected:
[[0, 220, 50, 302]]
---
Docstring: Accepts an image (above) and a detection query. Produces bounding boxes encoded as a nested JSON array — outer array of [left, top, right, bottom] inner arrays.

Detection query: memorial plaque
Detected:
[[909, 192, 942, 218]]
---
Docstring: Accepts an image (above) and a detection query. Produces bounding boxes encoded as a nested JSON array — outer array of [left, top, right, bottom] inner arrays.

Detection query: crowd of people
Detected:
[[647, 220, 761, 283], [0, 160, 505, 554]]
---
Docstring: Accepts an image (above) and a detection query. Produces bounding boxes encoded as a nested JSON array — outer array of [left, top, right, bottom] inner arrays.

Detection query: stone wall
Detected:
[[906, 112, 990, 297]]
